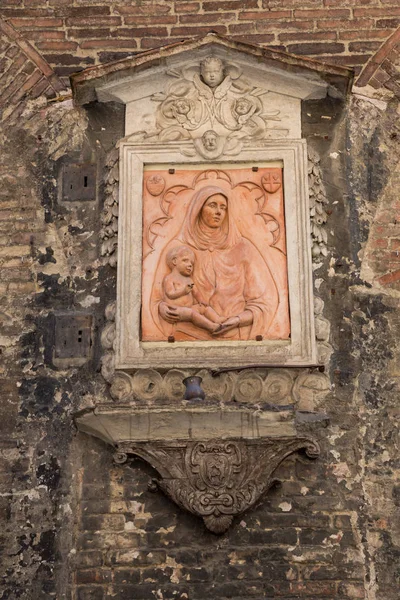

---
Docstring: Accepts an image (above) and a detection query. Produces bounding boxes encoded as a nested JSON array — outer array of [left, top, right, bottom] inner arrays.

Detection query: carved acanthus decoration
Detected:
[[114, 437, 320, 534], [308, 146, 328, 260], [100, 147, 119, 267], [101, 301, 116, 384], [130, 56, 287, 158], [313, 296, 333, 367]]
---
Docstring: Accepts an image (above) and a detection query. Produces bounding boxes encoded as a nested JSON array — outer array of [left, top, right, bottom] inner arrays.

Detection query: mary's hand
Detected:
[[159, 302, 180, 323]]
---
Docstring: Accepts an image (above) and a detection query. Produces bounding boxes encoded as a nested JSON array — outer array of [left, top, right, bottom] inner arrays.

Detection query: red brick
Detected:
[[287, 42, 345, 54], [65, 17, 122, 27], [324, 0, 379, 4], [294, 8, 350, 18], [203, 0, 258, 10], [8, 69, 43, 104], [0, 9, 53, 17], [5, 46, 20, 59], [357, 29, 400, 86], [228, 23, 257, 34], [256, 20, 313, 31], [354, 7, 400, 16], [387, 48, 400, 63], [230, 33, 276, 45], [372, 68, 391, 84], [170, 25, 228, 37], [180, 12, 236, 24], [385, 78, 400, 96], [22, 61, 36, 76], [124, 16, 177, 25], [319, 18, 374, 30], [0, 72, 27, 107], [53, 66, 82, 77], [80, 39, 138, 49], [262, 0, 320, 5], [279, 31, 337, 42], [376, 18, 400, 28], [330, 55, 370, 66], [239, 10, 292, 20], [36, 41, 78, 51], [110, 27, 168, 38], [22, 30, 66, 40], [371, 238, 389, 249], [377, 269, 400, 285], [9, 18, 63, 28], [390, 239, 400, 249], [174, 1, 200, 13], [67, 29, 111, 39], [55, 6, 111, 17], [113, 5, 171, 15], [76, 569, 111, 585], [339, 28, 394, 39], [0, 53, 25, 84], [42, 53, 94, 66], [140, 37, 178, 50], [349, 41, 385, 52]]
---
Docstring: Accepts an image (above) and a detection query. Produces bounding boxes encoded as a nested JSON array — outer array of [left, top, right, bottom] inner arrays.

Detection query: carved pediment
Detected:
[[71, 33, 352, 147]]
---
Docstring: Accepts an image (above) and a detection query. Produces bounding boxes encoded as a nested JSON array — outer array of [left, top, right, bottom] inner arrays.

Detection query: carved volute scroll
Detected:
[[113, 437, 320, 534]]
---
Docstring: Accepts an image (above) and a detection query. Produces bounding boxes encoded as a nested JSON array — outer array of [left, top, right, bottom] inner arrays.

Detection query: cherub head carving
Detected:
[[173, 98, 191, 116], [200, 57, 225, 88], [202, 130, 218, 151], [234, 98, 252, 116]]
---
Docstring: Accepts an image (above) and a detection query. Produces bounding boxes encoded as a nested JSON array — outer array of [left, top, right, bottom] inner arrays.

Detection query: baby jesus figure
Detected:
[[161, 245, 226, 334]]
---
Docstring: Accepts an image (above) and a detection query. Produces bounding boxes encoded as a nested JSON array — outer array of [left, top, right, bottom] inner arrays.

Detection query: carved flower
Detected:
[[110, 372, 133, 402], [234, 370, 264, 403], [132, 369, 163, 402], [163, 369, 187, 401], [264, 370, 293, 405]]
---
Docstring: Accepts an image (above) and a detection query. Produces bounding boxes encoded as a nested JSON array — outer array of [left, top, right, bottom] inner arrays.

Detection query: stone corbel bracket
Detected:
[[76, 408, 319, 533], [113, 436, 320, 534]]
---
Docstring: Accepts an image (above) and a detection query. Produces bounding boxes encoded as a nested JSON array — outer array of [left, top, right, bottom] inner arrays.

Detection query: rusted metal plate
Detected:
[[54, 313, 93, 359], [62, 163, 96, 202]]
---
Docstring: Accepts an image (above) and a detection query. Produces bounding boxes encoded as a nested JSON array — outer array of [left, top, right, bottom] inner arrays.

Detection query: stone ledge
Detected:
[[75, 407, 296, 445]]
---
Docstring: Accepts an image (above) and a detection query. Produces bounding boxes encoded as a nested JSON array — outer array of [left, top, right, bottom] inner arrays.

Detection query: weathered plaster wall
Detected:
[[0, 3, 399, 600]]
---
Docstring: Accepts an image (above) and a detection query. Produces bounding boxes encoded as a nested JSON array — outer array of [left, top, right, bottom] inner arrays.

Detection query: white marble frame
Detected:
[[116, 140, 316, 369]]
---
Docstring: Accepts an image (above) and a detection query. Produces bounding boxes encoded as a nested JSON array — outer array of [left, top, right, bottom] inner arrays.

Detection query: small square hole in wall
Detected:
[[62, 163, 97, 201], [54, 313, 93, 360]]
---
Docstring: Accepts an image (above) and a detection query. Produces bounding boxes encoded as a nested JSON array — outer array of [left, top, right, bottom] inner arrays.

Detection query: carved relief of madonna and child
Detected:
[[141, 166, 290, 343]]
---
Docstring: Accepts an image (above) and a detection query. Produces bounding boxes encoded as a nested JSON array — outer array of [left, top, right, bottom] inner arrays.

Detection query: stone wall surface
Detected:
[[0, 3, 399, 600]]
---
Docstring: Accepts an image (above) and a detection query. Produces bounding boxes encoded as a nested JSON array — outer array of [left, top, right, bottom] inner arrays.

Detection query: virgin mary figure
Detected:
[[147, 184, 287, 342]]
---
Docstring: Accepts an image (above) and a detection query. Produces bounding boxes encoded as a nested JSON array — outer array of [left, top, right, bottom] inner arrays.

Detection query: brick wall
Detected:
[[76, 439, 366, 600], [0, 0, 400, 85]]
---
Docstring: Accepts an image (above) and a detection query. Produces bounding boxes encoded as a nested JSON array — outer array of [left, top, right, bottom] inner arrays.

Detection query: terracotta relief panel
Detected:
[[141, 164, 290, 343]]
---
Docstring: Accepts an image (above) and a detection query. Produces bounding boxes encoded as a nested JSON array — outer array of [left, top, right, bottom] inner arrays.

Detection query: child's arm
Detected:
[[164, 276, 190, 300]]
